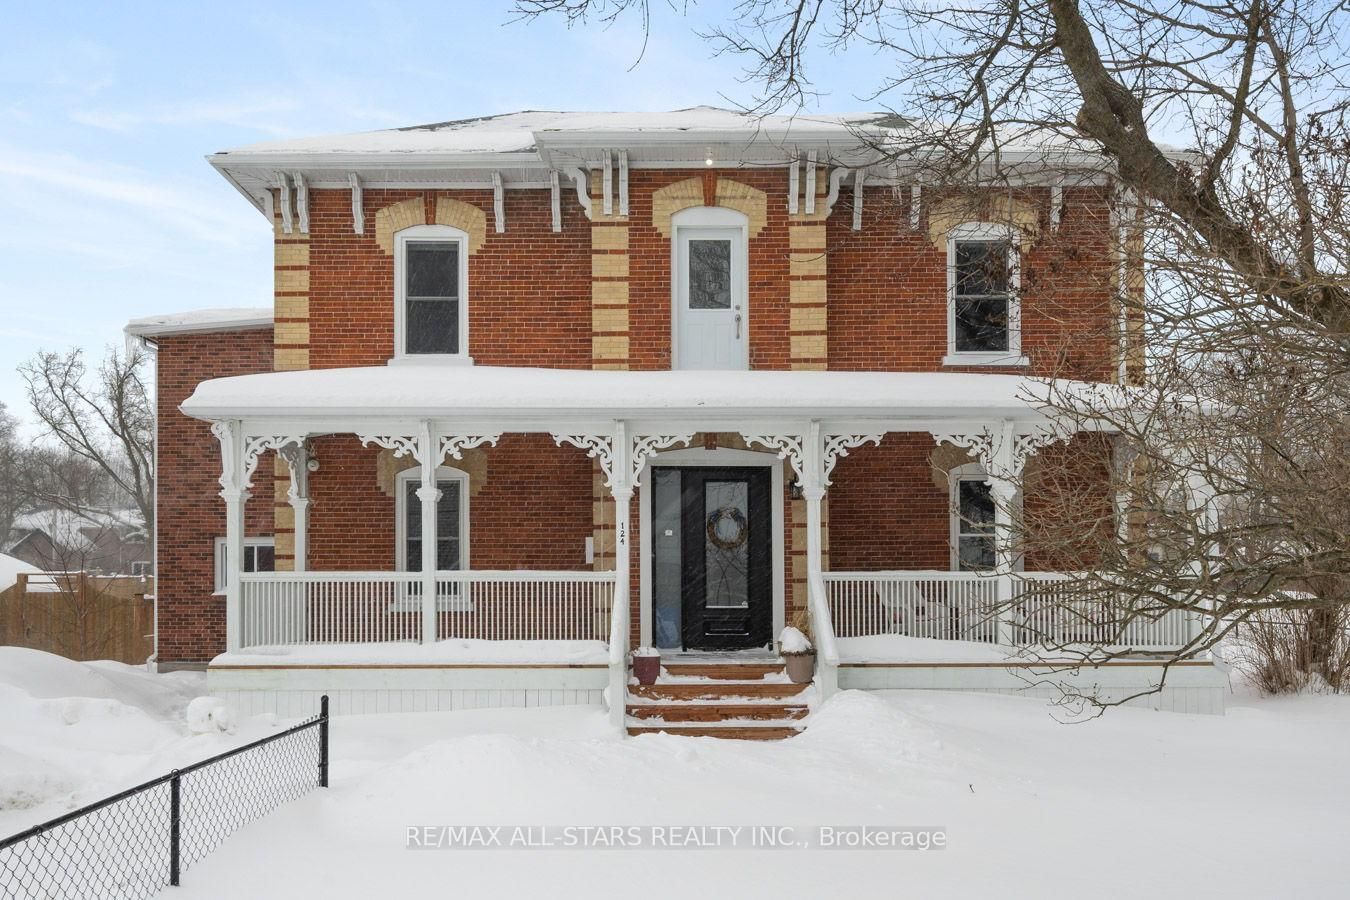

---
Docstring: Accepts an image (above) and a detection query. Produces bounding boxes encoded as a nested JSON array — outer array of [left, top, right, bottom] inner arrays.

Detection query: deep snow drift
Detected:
[[0, 648, 276, 834], [3, 648, 1348, 898]]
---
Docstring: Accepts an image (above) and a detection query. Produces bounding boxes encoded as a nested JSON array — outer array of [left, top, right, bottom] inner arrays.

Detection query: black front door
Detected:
[[650, 466, 773, 651]]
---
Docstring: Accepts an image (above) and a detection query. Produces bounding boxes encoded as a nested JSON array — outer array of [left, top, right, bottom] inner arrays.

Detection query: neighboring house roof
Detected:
[[0, 552, 39, 593], [181, 365, 1115, 425], [8, 509, 146, 554], [125, 307, 273, 339]]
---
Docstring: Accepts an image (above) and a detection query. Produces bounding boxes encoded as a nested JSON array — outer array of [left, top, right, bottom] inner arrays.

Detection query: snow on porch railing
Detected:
[[238, 570, 614, 648], [823, 572, 999, 643], [821, 571, 1191, 651]]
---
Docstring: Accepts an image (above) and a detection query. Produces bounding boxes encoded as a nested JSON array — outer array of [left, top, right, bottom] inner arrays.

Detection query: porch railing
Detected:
[[1009, 573, 1192, 650], [823, 572, 1000, 643], [238, 570, 614, 649], [821, 571, 1192, 651]]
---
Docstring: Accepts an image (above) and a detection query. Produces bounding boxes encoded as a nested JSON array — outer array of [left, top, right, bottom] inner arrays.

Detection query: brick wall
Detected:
[[160, 170, 1118, 660], [828, 434, 953, 570], [155, 327, 274, 666], [827, 185, 1114, 378]]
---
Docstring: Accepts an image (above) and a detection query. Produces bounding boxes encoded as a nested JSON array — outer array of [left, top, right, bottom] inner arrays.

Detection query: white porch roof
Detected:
[[181, 365, 1111, 430]]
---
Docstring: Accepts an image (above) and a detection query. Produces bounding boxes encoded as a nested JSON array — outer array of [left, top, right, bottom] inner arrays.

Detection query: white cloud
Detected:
[[0, 142, 257, 247]]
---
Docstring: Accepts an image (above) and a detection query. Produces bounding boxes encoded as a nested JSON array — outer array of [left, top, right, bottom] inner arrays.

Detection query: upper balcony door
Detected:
[[672, 208, 749, 370]]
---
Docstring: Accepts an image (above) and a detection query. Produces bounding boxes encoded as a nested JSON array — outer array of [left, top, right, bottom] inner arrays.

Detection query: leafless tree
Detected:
[[0, 402, 30, 541], [19, 345, 155, 540], [515, 0, 1350, 700]]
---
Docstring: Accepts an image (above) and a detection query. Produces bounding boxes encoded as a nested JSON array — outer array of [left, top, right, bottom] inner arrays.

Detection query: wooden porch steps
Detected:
[[625, 658, 810, 740]]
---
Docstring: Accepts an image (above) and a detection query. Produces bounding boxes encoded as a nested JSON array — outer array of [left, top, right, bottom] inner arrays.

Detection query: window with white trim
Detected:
[[213, 537, 275, 593], [949, 466, 996, 572], [394, 225, 469, 360], [946, 223, 1024, 365]]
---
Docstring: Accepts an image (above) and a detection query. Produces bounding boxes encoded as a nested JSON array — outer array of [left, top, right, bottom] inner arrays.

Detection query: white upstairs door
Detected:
[[675, 226, 748, 369]]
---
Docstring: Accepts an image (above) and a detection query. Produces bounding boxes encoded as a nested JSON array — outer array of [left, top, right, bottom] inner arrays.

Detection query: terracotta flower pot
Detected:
[[784, 651, 816, 684], [632, 654, 661, 685]]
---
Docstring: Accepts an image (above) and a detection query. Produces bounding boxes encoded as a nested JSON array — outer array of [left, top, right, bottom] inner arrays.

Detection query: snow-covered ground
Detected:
[[0, 648, 280, 835], [4, 647, 1348, 898]]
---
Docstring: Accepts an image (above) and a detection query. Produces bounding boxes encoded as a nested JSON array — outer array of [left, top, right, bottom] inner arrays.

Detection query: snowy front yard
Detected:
[[3, 648, 1348, 899]]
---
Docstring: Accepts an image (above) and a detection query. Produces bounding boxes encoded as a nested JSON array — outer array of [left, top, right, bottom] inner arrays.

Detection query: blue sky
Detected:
[[0, 1, 886, 430]]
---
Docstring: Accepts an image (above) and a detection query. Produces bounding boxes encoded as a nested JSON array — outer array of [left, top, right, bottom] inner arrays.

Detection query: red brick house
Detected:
[[129, 108, 1226, 734]]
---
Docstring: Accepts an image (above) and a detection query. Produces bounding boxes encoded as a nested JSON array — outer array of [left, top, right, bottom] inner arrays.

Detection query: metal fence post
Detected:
[[318, 694, 329, 788], [169, 771, 181, 886]]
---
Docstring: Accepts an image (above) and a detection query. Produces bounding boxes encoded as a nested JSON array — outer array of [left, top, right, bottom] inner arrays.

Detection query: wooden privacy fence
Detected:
[[0, 573, 154, 664]]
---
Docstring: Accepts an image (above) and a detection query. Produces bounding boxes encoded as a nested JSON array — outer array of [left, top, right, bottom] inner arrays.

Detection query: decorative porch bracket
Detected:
[[277, 443, 310, 571], [552, 424, 692, 730], [930, 420, 1071, 645]]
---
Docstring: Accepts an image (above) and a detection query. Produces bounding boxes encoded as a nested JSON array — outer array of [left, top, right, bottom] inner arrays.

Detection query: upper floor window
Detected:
[[394, 225, 469, 361], [945, 223, 1026, 367]]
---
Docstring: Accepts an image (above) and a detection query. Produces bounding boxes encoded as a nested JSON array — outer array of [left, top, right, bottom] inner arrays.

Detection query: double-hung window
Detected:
[[394, 225, 469, 361], [946, 223, 1025, 366], [950, 473, 996, 572]]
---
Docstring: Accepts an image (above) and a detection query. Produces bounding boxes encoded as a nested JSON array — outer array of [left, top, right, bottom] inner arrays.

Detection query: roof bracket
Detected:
[[348, 173, 364, 235], [852, 168, 867, 231], [492, 172, 505, 233], [618, 149, 629, 217], [602, 151, 614, 216], [565, 167, 593, 219], [788, 156, 800, 215], [824, 167, 849, 215], [909, 184, 922, 230], [291, 171, 309, 234], [1050, 179, 1064, 231], [276, 173, 294, 234], [804, 150, 817, 215], [550, 170, 562, 232]]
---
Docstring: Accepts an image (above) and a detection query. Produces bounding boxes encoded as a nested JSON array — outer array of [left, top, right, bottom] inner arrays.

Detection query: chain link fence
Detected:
[[0, 695, 329, 900]]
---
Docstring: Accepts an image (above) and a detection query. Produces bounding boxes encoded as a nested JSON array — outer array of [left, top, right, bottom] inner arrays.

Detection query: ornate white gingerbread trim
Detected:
[[439, 433, 501, 461], [822, 433, 883, 483]]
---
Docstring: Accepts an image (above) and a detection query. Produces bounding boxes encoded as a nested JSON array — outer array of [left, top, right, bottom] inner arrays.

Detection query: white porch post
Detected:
[[554, 426, 691, 732], [1183, 473, 1218, 644], [989, 420, 1019, 648], [608, 421, 633, 729], [416, 421, 441, 644], [741, 423, 871, 699], [212, 421, 248, 653], [801, 423, 836, 696], [279, 444, 309, 572]]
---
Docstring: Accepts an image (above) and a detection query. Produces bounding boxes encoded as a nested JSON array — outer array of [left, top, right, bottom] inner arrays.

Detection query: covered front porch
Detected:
[[185, 366, 1216, 723]]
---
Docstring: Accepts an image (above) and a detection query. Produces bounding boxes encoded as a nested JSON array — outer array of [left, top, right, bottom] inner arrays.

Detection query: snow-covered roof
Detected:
[[9, 509, 145, 552], [125, 307, 273, 338], [212, 107, 897, 160], [0, 553, 39, 593], [181, 365, 1111, 427]]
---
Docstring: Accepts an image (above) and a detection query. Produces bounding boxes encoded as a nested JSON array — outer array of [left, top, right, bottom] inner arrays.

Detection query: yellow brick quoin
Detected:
[[591, 253, 630, 280], [591, 226, 629, 251]]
